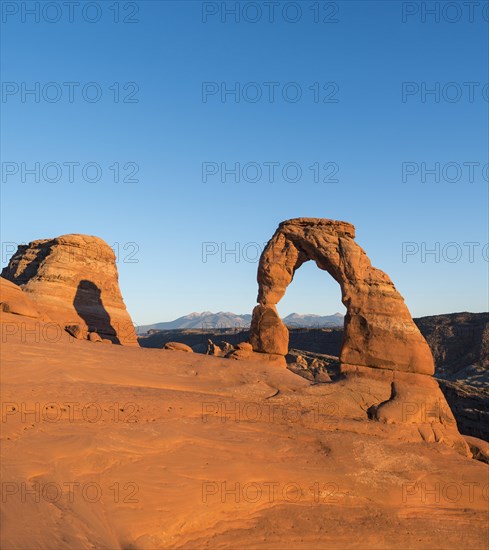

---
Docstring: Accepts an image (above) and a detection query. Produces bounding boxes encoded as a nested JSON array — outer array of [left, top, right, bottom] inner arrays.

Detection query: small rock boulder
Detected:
[[226, 349, 252, 360], [163, 342, 193, 353], [464, 435, 489, 464], [236, 342, 253, 351], [65, 324, 87, 340], [206, 340, 235, 357], [314, 369, 332, 383], [88, 332, 102, 343]]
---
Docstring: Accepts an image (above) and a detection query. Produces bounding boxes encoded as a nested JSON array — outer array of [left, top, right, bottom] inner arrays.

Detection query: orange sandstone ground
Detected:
[[1, 312, 488, 549]]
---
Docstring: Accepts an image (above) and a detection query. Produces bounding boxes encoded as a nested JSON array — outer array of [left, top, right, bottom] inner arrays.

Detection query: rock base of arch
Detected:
[[315, 363, 469, 456]]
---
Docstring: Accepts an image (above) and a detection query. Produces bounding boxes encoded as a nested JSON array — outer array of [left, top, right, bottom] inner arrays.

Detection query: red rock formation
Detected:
[[250, 218, 434, 375], [1, 234, 138, 345], [163, 342, 194, 352], [248, 219, 469, 453], [0, 277, 47, 320]]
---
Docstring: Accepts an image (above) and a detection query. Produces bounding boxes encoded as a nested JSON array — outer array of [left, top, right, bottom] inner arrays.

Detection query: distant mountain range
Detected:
[[136, 311, 344, 334], [282, 312, 344, 327]]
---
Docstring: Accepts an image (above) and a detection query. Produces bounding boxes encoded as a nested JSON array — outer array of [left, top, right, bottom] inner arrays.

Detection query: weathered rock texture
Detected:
[[0, 277, 47, 320], [1, 234, 137, 345], [250, 218, 434, 375]]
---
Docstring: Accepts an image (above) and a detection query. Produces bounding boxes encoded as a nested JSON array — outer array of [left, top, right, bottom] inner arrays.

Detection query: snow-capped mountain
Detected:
[[136, 311, 344, 334]]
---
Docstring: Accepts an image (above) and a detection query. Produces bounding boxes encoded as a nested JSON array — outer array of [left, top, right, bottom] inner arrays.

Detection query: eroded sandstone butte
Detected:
[[1, 234, 137, 345], [250, 218, 434, 375]]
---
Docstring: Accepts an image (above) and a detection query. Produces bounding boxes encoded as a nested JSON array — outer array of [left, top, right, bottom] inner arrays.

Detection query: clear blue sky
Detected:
[[1, 1, 488, 326]]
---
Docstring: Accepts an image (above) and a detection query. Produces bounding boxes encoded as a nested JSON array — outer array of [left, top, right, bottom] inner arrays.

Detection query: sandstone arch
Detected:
[[249, 218, 434, 375]]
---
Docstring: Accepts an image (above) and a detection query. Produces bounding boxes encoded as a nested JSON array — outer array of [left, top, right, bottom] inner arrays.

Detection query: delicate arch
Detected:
[[249, 218, 434, 375]]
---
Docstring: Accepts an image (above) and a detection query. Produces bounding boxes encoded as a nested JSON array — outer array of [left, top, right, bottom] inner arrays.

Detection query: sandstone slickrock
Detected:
[[250, 218, 434, 375], [1, 235, 137, 345], [2, 320, 488, 547], [170, 314, 485, 440], [0, 277, 46, 320]]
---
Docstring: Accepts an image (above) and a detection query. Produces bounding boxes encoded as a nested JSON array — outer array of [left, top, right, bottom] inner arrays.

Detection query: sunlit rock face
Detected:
[[250, 218, 434, 375], [1, 234, 138, 345]]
